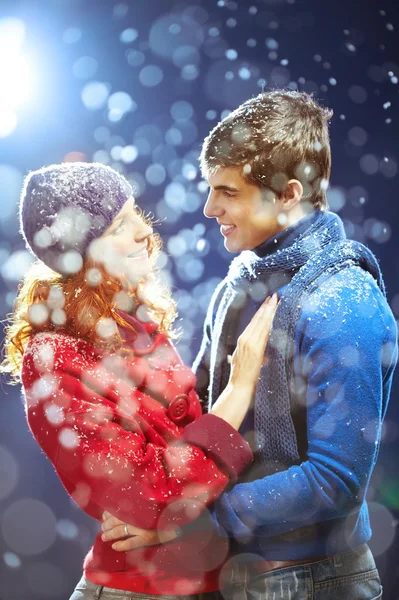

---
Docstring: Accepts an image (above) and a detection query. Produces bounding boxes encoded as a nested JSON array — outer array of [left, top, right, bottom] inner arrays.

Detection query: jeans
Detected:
[[219, 543, 382, 599], [69, 576, 222, 600], [69, 544, 381, 600]]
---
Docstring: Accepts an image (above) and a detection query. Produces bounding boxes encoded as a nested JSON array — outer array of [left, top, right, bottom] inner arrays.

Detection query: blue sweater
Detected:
[[194, 213, 398, 560]]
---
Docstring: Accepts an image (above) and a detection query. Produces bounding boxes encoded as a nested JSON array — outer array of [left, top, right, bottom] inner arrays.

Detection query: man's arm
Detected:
[[208, 268, 398, 539]]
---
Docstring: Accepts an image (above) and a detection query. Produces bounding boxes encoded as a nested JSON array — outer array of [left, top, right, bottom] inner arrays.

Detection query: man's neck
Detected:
[[254, 209, 320, 258], [283, 205, 313, 229]]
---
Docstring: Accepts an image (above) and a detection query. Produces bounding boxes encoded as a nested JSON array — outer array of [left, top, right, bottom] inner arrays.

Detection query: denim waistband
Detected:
[[224, 543, 376, 586], [71, 576, 206, 599]]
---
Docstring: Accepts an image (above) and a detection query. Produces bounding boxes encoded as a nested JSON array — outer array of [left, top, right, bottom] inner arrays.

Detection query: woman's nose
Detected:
[[135, 224, 153, 242]]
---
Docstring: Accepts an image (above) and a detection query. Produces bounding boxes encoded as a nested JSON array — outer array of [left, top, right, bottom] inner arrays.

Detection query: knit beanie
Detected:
[[19, 162, 133, 275]]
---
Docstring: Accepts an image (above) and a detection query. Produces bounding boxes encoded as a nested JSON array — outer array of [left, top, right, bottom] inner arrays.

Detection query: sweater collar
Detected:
[[228, 211, 347, 284], [115, 309, 158, 351], [253, 210, 321, 258]]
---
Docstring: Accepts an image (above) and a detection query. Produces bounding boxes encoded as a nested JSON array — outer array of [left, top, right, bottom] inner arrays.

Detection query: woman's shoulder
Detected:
[[24, 330, 96, 356], [22, 331, 98, 381]]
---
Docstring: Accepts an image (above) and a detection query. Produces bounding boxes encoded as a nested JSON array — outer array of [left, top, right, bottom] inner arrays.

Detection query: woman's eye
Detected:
[[113, 224, 124, 235]]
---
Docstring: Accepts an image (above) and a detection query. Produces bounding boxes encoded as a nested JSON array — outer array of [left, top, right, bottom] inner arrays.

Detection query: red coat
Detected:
[[21, 310, 252, 595]]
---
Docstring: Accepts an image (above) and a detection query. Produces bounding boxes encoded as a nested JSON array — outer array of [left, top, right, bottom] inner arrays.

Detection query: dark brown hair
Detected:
[[200, 90, 333, 209]]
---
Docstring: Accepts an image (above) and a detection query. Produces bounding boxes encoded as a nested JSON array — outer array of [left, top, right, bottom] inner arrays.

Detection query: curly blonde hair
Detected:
[[1, 210, 177, 385]]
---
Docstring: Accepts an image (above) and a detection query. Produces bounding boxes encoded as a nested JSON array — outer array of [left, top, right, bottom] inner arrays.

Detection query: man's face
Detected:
[[204, 167, 283, 253]]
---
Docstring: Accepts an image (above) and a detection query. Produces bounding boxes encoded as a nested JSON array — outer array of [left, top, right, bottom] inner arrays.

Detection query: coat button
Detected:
[[168, 394, 189, 422]]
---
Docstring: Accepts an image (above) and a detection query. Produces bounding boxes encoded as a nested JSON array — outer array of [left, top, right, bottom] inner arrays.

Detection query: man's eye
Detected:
[[223, 191, 235, 198]]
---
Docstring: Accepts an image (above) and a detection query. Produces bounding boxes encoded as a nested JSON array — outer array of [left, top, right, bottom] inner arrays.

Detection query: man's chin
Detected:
[[224, 240, 242, 254]]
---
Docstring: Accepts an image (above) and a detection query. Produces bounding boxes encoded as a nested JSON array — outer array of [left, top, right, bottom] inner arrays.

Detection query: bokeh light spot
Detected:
[[0, 446, 19, 501], [120, 28, 138, 44], [72, 56, 98, 79], [1, 499, 57, 555], [81, 81, 110, 110], [139, 65, 164, 87]]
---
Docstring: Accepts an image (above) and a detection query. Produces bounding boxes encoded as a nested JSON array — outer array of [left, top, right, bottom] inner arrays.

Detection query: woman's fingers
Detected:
[[101, 512, 175, 550], [255, 293, 278, 338], [102, 523, 131, 542], [101, 514, 121, 533], [230, 294, 278, 380], [110, 530, 164, 551], [251, 294, 278, 327], [111, 536, 144, 552], [101, 515, 144, 540], [238, 294, 278, 344], [247, 294, 277, 326]]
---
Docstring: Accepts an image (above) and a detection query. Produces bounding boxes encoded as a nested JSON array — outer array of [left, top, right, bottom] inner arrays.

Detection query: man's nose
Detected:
[[203, 191, 221, 219]]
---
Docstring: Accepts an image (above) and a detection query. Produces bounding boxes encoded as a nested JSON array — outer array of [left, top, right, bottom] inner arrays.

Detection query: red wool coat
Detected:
[[21, 311, 252, 595]]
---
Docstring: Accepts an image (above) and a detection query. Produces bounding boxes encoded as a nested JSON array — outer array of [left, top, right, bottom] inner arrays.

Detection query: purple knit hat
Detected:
[[19, 162, 133, 275]]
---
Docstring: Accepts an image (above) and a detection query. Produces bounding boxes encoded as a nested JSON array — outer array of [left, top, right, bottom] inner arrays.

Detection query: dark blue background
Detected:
[[0, 0, 398, 598]]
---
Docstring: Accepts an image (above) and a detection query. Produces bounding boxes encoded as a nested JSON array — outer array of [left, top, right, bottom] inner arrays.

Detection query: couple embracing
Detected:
[[2, 90, 396, 600]]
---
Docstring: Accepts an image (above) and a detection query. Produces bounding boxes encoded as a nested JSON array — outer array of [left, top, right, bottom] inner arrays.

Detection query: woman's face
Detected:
[[89, 197, 153, 286]]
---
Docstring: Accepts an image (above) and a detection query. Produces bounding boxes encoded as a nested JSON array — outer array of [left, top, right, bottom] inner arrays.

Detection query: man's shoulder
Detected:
[[308, 264, 381, 308], [299, 264, 395, 341]]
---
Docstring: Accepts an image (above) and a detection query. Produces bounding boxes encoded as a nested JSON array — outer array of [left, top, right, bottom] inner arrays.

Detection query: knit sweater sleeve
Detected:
[[22, 335, 252, 531], [208, 267, 398, 539]]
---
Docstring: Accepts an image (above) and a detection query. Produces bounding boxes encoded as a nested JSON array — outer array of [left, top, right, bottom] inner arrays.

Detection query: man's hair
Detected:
[[200, 90, 333, 210]]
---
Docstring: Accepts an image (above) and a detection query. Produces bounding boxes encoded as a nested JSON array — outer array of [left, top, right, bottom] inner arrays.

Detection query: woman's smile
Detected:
[[128, 247, 148, 259]]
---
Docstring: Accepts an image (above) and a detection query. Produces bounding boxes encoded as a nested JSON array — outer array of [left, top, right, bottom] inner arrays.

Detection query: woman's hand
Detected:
[[101, 298, 279, 546], [210, 294, 278, 430], [229, 293, 278, 391], [101, 511, 179, 551]]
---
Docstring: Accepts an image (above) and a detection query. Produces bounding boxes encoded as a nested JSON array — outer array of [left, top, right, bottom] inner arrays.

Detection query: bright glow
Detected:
[[0, 54, 32, 108], [0, 111, 17, 137], [0, 18, 26, 54], [0, 18, 33, 136]]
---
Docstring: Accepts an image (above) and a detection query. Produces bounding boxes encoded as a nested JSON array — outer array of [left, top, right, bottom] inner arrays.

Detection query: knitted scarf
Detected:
[[208, 211, 385, 473]]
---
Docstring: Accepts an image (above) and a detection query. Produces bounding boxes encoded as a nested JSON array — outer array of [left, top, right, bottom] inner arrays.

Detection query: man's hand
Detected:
[[101, 511, 179, 551]]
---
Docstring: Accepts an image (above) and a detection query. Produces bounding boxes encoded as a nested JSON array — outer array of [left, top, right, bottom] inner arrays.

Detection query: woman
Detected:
[[1, 162, 277, 599]]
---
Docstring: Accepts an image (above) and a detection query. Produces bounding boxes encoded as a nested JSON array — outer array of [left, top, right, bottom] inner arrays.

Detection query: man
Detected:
[[102, 91, 397, 599], [191, 90, 397, 599]]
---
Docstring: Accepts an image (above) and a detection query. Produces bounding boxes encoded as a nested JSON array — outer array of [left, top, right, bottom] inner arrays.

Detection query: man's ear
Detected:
[[279, 179, 303, 210]]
